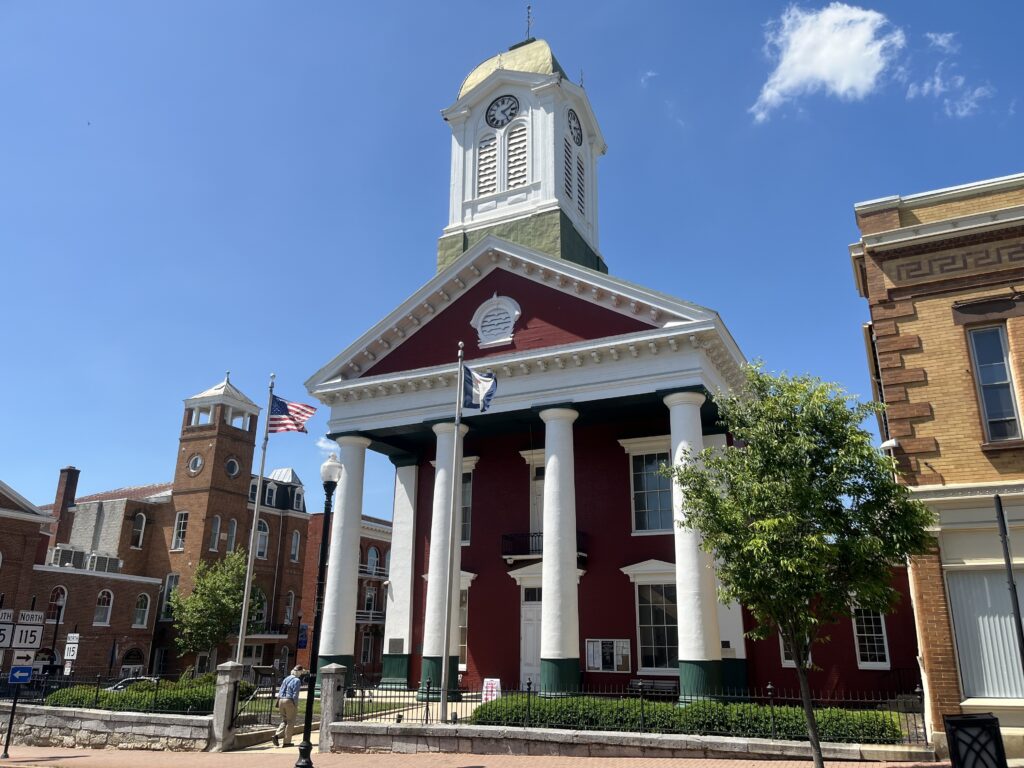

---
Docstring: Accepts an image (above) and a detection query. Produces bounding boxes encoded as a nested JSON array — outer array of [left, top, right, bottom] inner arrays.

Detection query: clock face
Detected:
[[485, 95, 520, 128], [567, 109, 583, 146]]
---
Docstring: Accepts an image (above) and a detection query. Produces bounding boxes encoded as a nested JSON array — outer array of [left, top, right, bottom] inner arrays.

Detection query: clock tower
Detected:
[[437, 39, 607, 274]]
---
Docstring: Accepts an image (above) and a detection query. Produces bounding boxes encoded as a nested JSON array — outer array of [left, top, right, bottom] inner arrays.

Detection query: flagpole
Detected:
[[235, 373, 276, 665], [439, 342, 466, 723]]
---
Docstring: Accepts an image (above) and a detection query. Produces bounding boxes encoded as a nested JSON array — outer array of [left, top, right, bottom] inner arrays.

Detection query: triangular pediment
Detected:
[[305, 237, 718, 390]]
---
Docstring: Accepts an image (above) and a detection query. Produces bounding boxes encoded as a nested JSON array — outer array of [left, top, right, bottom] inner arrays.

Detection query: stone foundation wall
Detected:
[[0, 703, 212, 751], [327, 722, 937, 762]]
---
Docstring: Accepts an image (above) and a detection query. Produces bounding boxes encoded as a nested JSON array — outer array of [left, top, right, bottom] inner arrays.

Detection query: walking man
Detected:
[[273, 665, 306, 747]]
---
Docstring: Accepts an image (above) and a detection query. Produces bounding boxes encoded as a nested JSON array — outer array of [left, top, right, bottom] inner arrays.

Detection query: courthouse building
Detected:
[[851, 172, 1024, 753], [307, 39, 918, 695]]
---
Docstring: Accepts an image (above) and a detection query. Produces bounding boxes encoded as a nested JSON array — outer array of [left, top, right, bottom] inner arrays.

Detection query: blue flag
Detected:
[[463, 366, 497, 412]]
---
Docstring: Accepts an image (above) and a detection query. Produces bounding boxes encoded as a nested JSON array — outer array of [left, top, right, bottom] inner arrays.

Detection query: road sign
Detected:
[[11, 625, 42, 650], [7, 667, 31, 685], [0, 625, 12, 650], [63, 643, 79, 661], [17, 611, 44, 626], [11, 651, 33, 666], [0, 610, 12, 623], [66, 633, 80, 644]]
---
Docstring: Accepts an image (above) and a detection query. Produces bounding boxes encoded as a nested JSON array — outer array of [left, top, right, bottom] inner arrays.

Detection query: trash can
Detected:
[[943, 713, 1007, 768]]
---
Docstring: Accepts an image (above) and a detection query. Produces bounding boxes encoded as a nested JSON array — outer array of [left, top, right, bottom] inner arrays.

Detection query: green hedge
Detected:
[[469, 695, 904, 744], [43, 674, 251, 715]]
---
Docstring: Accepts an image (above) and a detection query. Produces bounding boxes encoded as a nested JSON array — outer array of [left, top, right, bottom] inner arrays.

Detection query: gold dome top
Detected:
[[458, 39, 566, 99]]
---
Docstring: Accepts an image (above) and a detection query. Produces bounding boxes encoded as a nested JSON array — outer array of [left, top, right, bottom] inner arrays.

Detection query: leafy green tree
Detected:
[[668, 366, 933, 768], [169, 548, 260, 657]]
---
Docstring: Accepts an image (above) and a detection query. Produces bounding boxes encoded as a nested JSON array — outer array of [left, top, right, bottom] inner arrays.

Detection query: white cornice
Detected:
[[32, 564, 163, 585], [854, 171, 1024, 213], [618, 436, 671, 455], [0, 480, 51, 520], [620, 559, 676, 583], [911, 480, 1024, 503], [860, 204, 1024, 251]]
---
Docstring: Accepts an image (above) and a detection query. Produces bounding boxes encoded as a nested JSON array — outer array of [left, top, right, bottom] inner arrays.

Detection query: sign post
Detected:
[[1, 612, 42, 760]]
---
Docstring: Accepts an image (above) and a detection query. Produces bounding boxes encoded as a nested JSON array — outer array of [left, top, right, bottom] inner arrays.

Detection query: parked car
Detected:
[[104, 676, 158, 692]]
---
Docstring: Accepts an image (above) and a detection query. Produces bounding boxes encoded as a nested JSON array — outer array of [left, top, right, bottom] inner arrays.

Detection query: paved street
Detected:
[[0, 743, 950, 768]]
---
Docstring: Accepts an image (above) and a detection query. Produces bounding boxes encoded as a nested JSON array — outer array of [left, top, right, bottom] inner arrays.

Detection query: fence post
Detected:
[[424, 678, 432, 725], [766, 682, 776, 740], [525, 679, 532, 728], [638, 679, 646, 733], [915, 683, 927, 744], [210, 661, 243, 753], [93, 675, 102, 708], [318, 664, 347, 754]]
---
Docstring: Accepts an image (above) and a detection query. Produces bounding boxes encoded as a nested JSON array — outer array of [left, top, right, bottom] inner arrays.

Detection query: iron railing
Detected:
[[358, 563, 389, 579], [336, 680, 927, 745], [355, 609, 385, 624], [501, 531, 589, 558]]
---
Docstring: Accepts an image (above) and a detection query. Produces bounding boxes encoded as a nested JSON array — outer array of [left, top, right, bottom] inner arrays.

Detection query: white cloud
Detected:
[[751, 3, 906, 123], [906, 61, 954, 99], [316, 436, 337, 457], [925, 32, 959, 54], [640, 70, 658, 88], [944, 84, 995, 118]]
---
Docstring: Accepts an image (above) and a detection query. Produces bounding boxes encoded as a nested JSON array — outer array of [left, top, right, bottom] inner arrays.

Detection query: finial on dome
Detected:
[[225, 370, 231, 383], [526, 4, 533, 39]]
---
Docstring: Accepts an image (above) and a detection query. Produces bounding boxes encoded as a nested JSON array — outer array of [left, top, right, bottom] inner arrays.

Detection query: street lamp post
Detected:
[[295, 453, 343, 768]]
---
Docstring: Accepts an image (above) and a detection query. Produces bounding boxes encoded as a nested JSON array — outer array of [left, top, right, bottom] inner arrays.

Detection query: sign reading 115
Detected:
[[11, 625, 42, 650]]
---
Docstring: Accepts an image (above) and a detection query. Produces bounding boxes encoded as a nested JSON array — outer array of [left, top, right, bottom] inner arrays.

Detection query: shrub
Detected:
[[44, 674, 224, 715], [469, 695, 904, 744]]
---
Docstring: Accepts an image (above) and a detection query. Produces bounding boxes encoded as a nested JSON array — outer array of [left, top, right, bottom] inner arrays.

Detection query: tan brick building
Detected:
[[851, 172, 1024, 754]]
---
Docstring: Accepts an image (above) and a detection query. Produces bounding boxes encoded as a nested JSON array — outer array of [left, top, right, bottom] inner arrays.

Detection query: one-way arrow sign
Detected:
[[8, 666, 32, 685]]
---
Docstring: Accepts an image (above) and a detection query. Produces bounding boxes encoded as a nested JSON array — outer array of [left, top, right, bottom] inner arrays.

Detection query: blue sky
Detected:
[[2, 2, 1021, 516]]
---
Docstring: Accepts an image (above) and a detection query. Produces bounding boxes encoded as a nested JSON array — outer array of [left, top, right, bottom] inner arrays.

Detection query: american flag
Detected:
[[269, 395, 316, 433]]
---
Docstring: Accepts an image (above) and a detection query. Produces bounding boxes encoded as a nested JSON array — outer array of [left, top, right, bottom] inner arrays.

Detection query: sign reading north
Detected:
[[18, 611, 44, 625]]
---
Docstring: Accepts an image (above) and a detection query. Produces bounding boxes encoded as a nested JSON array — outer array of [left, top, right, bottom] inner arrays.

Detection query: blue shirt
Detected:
[[278, 674, 301, 701]]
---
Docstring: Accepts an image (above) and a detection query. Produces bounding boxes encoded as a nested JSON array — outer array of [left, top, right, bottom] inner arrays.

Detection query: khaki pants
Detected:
[[275, 698, 297, 745]]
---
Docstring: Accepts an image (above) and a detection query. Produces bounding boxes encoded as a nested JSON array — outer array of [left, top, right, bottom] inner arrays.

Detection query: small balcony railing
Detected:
[[500, 531, 588, 559], [355, 610, 385, 624], [358, 564, 389, 579], [243, 622, 292, 637]]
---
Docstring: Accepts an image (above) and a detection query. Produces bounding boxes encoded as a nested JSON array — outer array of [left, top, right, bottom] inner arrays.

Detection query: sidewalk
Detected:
[[0, 745, 950, 768]]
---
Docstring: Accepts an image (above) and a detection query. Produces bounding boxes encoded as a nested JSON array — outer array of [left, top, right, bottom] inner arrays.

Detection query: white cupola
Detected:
[[437, 39, 608, 274]]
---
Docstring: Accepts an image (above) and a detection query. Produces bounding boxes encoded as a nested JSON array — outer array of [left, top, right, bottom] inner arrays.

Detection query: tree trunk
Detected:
[[795, 661, 824, 768]]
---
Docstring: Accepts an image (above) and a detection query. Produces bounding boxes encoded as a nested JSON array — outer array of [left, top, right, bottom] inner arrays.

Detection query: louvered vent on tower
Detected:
[[506, 124, 528, 189], [563, 137, 574, 198], [477, 134, 497, 196], [576, 156, 585, 215]]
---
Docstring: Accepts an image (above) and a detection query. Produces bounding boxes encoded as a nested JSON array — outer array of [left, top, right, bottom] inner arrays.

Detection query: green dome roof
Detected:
[[458, 39, 566, 99]]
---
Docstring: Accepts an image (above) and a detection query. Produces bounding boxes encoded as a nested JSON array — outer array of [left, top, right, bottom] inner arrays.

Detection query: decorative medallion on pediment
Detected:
[[471, 293, 522, 348]]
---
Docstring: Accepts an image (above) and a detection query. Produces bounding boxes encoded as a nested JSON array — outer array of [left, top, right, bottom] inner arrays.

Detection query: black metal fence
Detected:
[[231, 678, 278, 730], [337, 680, 927, 746], [0, 668, 218, 715]]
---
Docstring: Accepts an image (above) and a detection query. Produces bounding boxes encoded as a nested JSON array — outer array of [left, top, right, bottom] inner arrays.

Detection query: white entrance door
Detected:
[[520, 587, 542, 687]]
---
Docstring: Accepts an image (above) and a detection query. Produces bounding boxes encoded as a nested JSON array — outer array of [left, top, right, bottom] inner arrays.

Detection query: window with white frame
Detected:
[[968, 326, 1021, 441], [171, 511, 188, 550], [249, 481, 257, 502], [130, 512, 146, 548], [459, 588, 469, 669], [93, 590, 113, 625], [619, 437, 673, 533], [161, 573, 179, 620], [366, 546, 380, 573], [208, 515, 221, 552], [461, 473, 473, 544], [133, 594, 150, 628], [779, 634, 812, 669], [290, 530, 300, 561], [45, 586, 67, 623], [364, 585, 376, 612], [586, 639, 631, 673], [636, 584, 677, 671], [226, 519, 237, 551], [852, 608, 890, 669], [256, 519, 269, 559], [293, 490, 303, 511], [265, 484, 276, 507], [284, 591, 294, 625]]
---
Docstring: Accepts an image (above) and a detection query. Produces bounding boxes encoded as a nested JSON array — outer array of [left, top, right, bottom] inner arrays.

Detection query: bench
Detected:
[[627, 678, 678, 699]]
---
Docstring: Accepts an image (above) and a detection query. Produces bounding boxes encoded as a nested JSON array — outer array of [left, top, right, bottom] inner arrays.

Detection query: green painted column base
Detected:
[[678, 659, 723, 699], [540, 658, 580, 693], [721, 658, 748, 694], [416, 655, 461, 701], [317, 653, 354, 684], [378, 653, 411, 690]]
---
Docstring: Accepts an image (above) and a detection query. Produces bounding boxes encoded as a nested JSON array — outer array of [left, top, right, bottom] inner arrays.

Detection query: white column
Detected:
[[539, 408, 581, 689], [665, 392, 722, 690], [421, 423, 468, 665], [319, 435, 371, 664], [382, 462, 417, 656]]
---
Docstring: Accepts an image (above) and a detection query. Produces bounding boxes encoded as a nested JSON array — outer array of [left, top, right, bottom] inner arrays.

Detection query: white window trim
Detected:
[[290, 530, 300, 562], [851, 609, 891, 671], [430, 456, 478, 546], [585, 638, 632, 673], [45, 586, 68, 625], [130, 512, 146, 550], [132, 594, 151, 629], [256, 520, 270, 559], [618, 436, 674, 536], [226, 519, 238, 552], [160, 574, 179, 621], [293, 490, 303, 511], [208, 515, 221, 552], [93, 590, 113, 627], [170, 511, 188, 551], [621, 560, 678, 676], [779, 634, 813, 669], [968, 324, 1023, 443]]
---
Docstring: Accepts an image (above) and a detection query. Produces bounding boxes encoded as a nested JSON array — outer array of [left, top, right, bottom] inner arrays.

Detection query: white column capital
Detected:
[[539, 407, 579, 424], [432, 423, 470, 437], [335, 435, 372, 449], [664, 391, 706, 410]]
